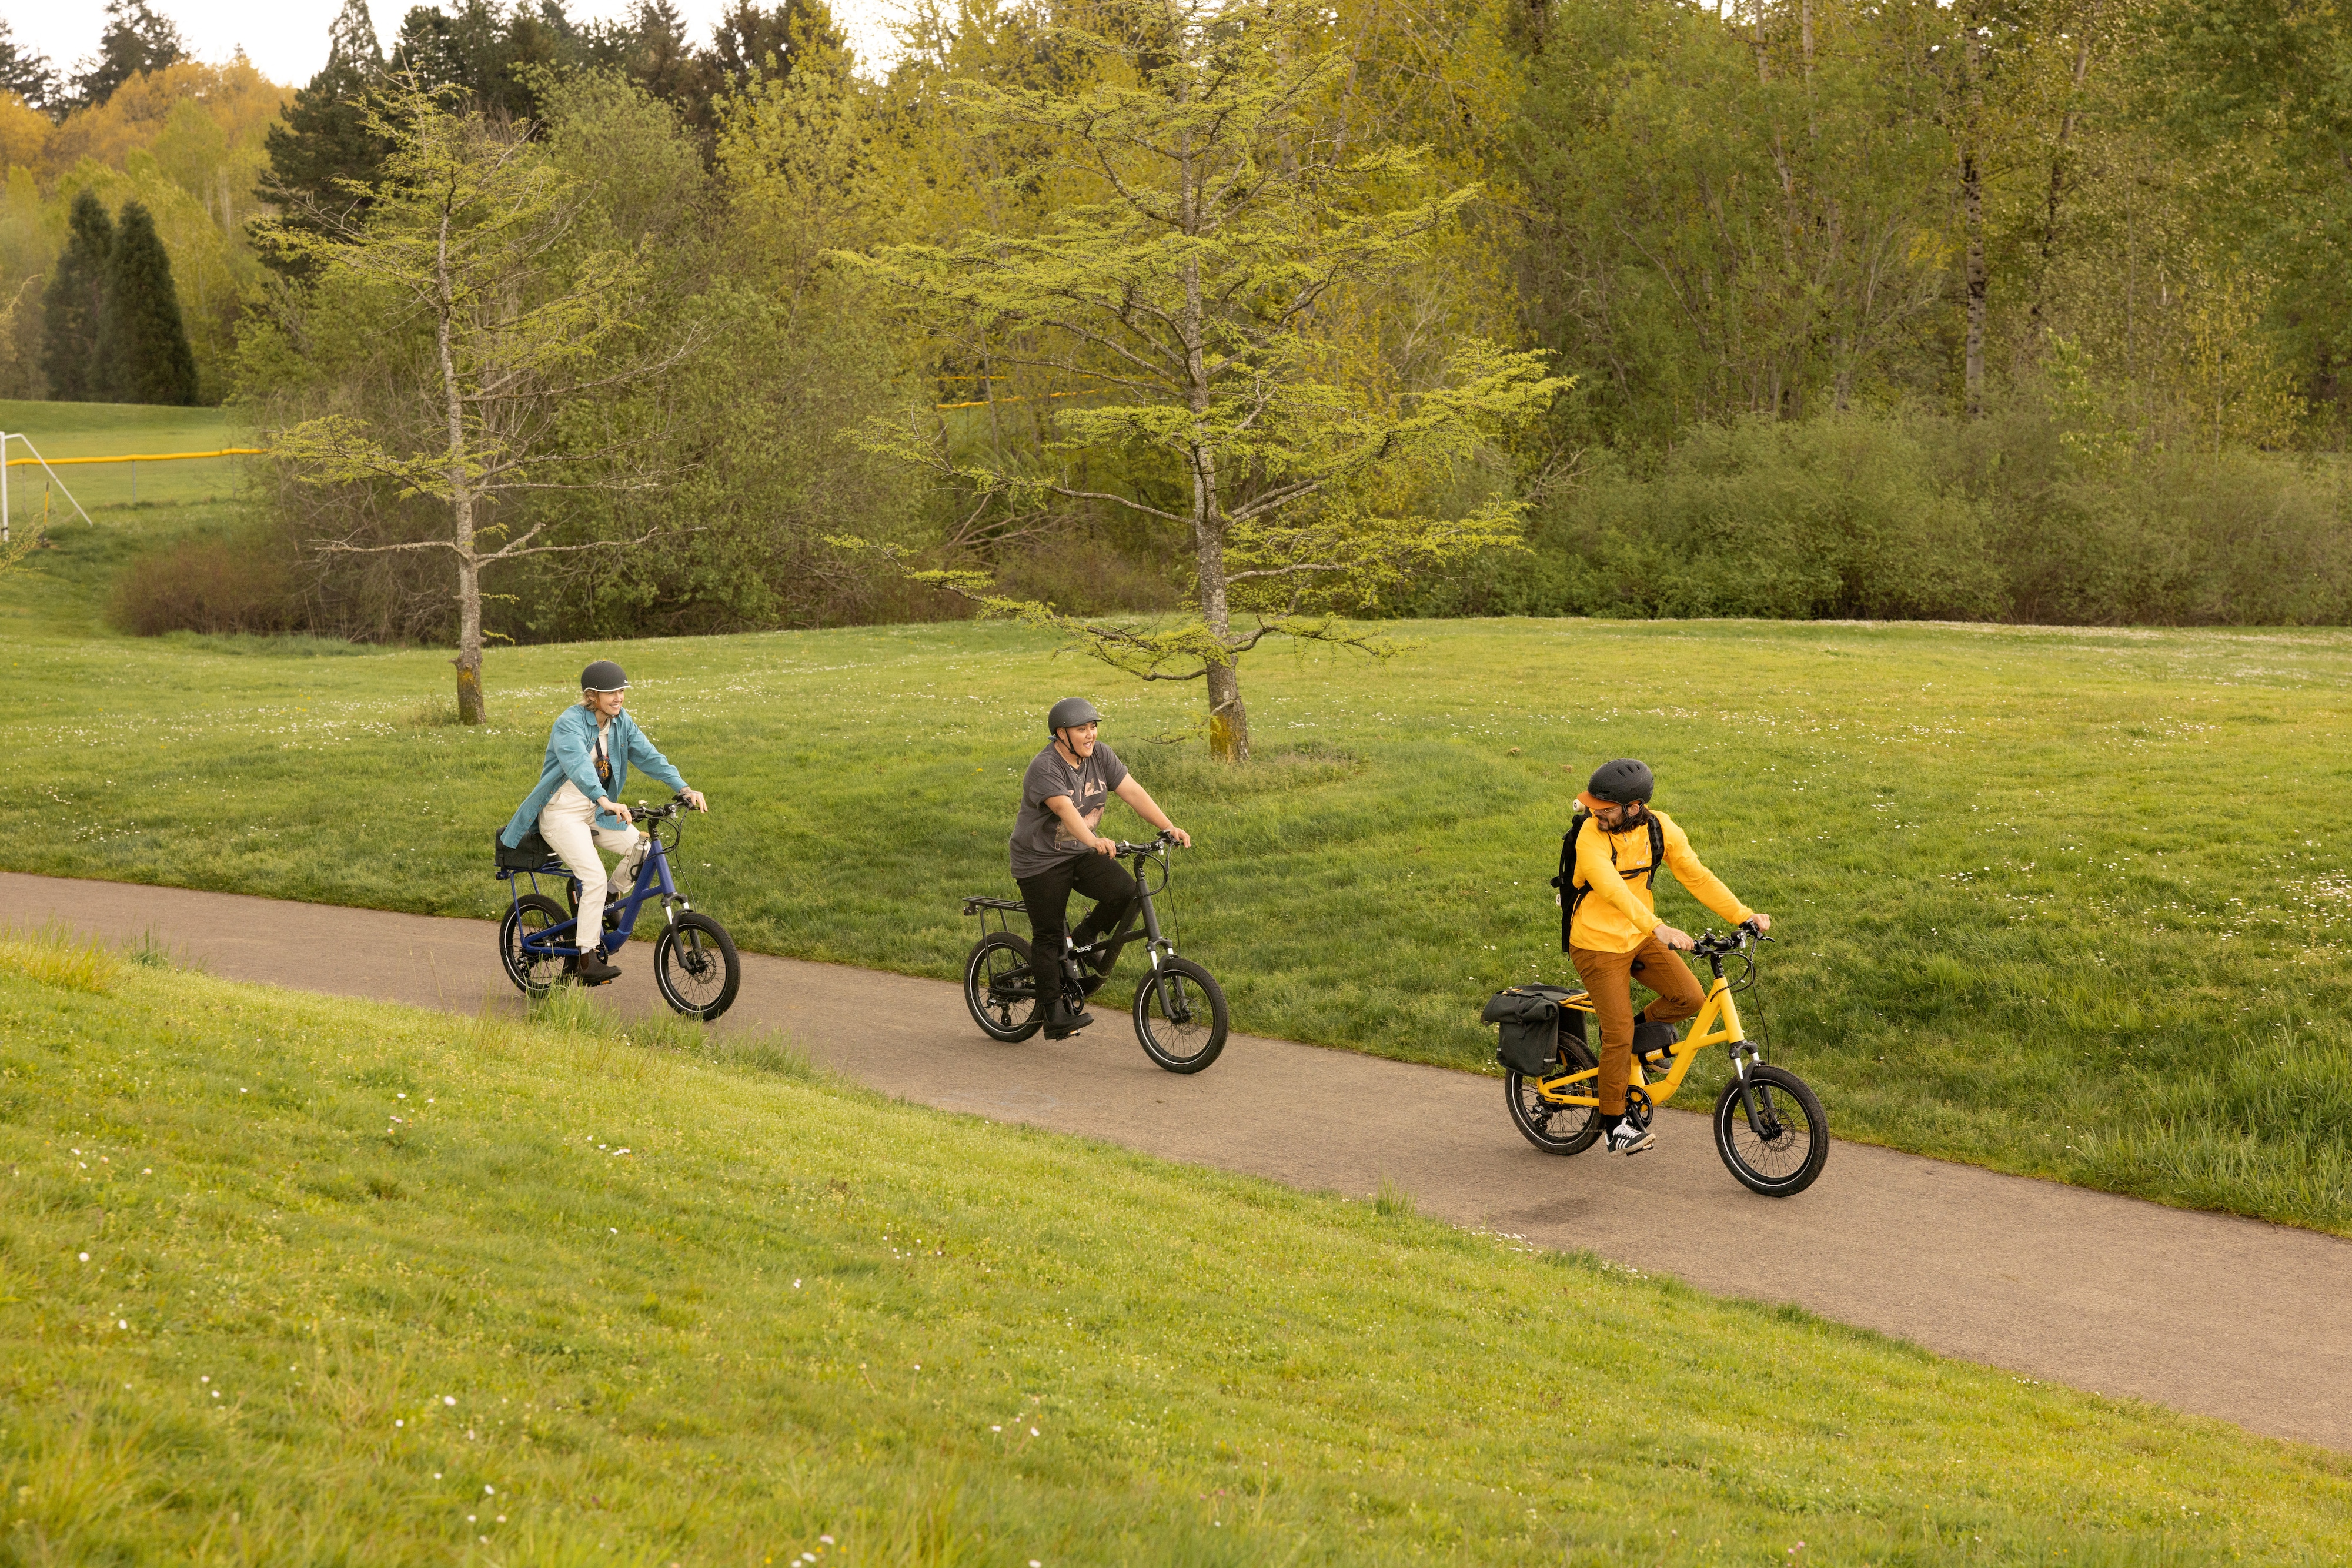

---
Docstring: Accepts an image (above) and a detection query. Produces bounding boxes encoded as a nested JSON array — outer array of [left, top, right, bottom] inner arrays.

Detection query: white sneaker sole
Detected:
[[1612, 1132, 1656, 1156]]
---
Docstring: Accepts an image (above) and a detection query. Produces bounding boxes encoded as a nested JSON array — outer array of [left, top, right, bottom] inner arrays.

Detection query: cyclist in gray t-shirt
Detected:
[[1012, 697, 1191, 1038]]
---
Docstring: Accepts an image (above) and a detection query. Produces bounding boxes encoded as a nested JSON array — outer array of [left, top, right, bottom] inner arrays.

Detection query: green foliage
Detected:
[[255, 0, 394, 280], [6, 952, 2350, 1560], [38, 192, 111, 402], [92, 201, 199, 405], [847, 0, 1565, 758], [1405, 407, 2352, 626], [67, 0, 184, 109]]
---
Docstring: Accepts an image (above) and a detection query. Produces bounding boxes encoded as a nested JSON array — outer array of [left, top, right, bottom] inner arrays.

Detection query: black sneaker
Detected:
[[576, 946, 620, 983], [1606, 1119, 1655, 1156]]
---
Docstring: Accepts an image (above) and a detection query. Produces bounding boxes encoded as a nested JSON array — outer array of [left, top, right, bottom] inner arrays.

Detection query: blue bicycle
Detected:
[[495, 794, 741, 1019]]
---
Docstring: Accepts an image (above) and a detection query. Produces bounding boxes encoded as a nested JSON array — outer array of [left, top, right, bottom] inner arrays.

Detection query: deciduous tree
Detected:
[[262, 75, 696, 723], [846, 0, 1562, 761]]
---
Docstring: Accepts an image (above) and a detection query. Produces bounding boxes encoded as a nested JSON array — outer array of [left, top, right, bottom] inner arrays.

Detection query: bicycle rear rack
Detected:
[[961, 895, 1025, 938]]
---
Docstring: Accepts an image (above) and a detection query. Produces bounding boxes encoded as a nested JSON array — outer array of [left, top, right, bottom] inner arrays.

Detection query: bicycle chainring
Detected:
[[1622, 1085, 1654, 1133]]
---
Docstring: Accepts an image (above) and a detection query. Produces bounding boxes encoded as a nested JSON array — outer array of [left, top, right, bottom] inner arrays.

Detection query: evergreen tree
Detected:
[[39, 191, 112, 402], [258, 0, 393, 278], [0, 20, 58, 109], [705, 0, 842, 92], [68, 0, 185, 108], [95, 202, 199, 406]]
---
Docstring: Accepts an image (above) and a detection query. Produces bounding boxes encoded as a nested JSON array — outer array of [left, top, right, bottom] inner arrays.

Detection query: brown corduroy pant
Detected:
[[1570, 932, 1707, 1116]]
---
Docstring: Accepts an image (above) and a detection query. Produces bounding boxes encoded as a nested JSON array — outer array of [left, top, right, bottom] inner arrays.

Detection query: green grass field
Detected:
[[4, 404, 2348, 1237], [5, 929, 2347, 1564]]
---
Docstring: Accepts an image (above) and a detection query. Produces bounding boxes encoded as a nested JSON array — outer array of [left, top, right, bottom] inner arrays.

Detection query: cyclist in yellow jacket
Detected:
[[1565, 758, 1771, 1155]]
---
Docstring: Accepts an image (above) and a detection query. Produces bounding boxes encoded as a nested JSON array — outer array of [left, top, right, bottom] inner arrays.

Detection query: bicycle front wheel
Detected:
[[654, 912, 740, 1021], [965, 932, 1043, 1042], [1713, 1064, 1829, 1196], [1505, 1034, 1602, 1155], [1133, 957, 1228, 1074]]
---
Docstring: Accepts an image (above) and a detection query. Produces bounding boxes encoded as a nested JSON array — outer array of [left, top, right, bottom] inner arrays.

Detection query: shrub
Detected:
[[107, 534, 303, 636], [1401, 407, 2352, 625]]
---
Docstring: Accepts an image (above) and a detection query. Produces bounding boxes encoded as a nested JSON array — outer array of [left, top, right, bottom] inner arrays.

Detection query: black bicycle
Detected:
[[493, 794, 741, 1021], [960, 831, 1229, 1073]]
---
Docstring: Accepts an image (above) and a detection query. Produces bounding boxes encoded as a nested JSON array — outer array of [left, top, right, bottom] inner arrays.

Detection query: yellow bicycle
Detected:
[[1501, 924, 1828, 1196]]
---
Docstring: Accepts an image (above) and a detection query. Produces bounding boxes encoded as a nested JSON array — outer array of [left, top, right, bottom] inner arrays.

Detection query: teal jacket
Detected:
[[500, 706, 689, 846]]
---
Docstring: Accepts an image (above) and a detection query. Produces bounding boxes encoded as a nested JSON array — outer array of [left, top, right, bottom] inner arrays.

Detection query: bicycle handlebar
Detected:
[[1688, 920, 1768, 959], [1113, 830, 1181, 857]]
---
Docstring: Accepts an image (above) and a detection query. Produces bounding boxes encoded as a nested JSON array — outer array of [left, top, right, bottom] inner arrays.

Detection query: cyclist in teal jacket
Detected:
[[501, 660, 706, 980]]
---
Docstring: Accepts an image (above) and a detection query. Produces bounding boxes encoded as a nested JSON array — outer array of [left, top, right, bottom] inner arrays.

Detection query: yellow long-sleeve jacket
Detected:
[[1567, 807, 1753, 954]]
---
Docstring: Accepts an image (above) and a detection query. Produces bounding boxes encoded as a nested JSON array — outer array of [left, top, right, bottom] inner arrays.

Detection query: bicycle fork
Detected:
[[1727, 1041, 1786, 1141]]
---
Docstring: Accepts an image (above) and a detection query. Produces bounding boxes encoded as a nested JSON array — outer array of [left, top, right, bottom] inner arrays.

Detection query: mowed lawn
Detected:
[[2, 404, 2348, 1235], [5, 931, 2347, 1565]]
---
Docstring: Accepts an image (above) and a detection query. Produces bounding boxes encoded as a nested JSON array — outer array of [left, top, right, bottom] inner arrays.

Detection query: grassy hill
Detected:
[[4, 927, 2347, 1564]]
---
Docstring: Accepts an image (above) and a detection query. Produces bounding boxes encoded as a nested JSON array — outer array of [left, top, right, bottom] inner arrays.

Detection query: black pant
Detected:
[[1016, 852, 1135, 1002]]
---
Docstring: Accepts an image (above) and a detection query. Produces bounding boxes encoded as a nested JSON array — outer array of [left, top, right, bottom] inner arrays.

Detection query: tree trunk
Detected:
[[1176, 129, 1250, 764], [454, 547, 485, 725], [1961, 25, 1987, 417], [2026, 15, 2096, 353]]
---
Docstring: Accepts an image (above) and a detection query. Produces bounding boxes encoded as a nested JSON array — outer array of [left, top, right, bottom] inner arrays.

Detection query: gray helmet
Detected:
[[1587, 757, 1655, 804], [1047, 696, 1102, 734], [580, 659, 629, 693]]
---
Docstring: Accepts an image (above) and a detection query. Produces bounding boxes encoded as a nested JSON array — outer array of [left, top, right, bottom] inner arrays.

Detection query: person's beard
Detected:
[[1601, 803, 1650, 833]]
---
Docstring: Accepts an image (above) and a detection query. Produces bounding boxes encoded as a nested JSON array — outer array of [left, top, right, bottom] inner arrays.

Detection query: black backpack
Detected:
[[1548, 808, 1664, 952]]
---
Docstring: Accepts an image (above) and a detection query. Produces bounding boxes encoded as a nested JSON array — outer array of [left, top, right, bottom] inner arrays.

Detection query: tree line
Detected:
[[21, 0, 2349, 745]]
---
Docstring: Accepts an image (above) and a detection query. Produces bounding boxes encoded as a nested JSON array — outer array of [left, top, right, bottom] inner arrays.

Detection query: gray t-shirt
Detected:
[[1009, 741, 1130, 877]]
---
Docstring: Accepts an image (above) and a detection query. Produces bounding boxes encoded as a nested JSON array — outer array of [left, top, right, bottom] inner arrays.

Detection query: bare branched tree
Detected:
[[262, 74, 697, 722]]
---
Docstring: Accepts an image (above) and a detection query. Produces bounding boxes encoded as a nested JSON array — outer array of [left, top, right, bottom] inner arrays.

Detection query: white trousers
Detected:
[[539, 782, 643, 951]]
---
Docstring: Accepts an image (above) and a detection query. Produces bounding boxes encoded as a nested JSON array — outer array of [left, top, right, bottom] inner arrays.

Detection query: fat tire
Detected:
[[1505, 1033, 1604, 1155], [965, 932, 1044, 1042], [1132, 957, 1228, 1074], [499, 893, 574, 997], [653, 911, 741, 1021], [1713, 1064, 1829, 1196]]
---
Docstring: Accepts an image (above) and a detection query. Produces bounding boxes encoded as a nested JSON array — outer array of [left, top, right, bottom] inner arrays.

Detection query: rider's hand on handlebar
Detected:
[[1746, 912, 1772, 934], [1090, 834, 1118, 856], [599, 797, 633, 826], [1165, 825, 1192, 849], [680, 788, 707, 813], [1654, 922, 1696, 952]]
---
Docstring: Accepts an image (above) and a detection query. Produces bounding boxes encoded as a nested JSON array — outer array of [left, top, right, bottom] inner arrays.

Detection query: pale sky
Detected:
[[10, 0, 905, 93]]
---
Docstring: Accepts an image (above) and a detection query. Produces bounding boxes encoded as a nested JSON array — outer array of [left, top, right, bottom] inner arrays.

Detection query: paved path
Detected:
[[11, 871, 2349, 1451]]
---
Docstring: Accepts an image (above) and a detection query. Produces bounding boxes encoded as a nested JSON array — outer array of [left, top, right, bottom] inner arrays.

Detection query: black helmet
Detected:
[[580, 660, 629, 693], [1587, 757, 1655, 804], [1047, 697, 1102, 734]]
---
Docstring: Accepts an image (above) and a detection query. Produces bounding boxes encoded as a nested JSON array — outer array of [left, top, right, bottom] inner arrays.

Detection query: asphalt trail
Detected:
[[9, 871, 2347, 1451]]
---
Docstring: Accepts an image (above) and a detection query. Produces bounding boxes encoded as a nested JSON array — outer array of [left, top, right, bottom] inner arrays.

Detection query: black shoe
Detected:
[[576, 946, 620, 983], [1041, 999, 1094, 1039]]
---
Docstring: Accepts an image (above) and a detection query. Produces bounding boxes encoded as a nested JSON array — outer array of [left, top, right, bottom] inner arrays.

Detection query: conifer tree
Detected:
[[39, 191, 112, 402], [259, 0, 392, 276], [95, 202, 200, 406]]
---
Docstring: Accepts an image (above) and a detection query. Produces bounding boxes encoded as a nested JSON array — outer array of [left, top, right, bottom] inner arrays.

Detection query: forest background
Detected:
[[5, 0, 2350, 670]]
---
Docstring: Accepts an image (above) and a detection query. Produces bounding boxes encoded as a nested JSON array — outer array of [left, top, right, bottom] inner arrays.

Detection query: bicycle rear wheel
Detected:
[[1713, 1064, 1829, 1196], [965, 932, 1044, 1042], [1505, 1035, 1603, 1155], [654, 912, 740, 1021], [1133, 957, 1228, 1073], [499, 893, 573, 997]]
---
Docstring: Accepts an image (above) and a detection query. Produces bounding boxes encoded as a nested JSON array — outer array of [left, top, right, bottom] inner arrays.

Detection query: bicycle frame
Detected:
[[1534, 954, 1760, 1111], [1087, 848, 1179, 972], [501, 811, 694, 959]]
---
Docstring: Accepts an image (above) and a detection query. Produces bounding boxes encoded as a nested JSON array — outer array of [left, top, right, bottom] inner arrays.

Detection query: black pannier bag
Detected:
[[494, 827, 558, 871], [1482, 984, 1584, 1076]]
